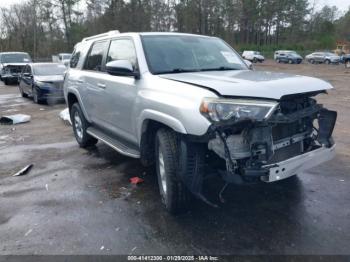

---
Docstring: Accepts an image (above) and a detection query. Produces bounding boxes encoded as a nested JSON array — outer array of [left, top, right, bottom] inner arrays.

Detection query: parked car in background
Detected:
[[0, 52, 32, 85], [19, 63, 66, 104], [64, 31, 337, 214], [274, 50, 303, 64], [52, 53, 72, 67], [305, 52, 340, 64], [242, 51, 265, 63], [341, 54, 350, 68]]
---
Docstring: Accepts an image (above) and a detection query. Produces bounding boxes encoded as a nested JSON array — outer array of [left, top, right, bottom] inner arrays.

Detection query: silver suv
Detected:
[[64, 31, 337, 214]]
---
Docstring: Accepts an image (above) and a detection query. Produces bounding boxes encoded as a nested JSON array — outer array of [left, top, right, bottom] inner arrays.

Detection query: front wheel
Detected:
[[288, 59, 293, 64], [345, 60, 350, 68], [70, 103, 98, 148], [19, 85, 28, 98], [155, 129, 191, 214], [325, 59, 331, 65], [253, 57, 257, 63], [32, 87, 42, 104]]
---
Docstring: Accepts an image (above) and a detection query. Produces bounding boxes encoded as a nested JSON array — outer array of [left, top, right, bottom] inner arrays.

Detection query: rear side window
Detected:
[[84, 41, 108, 71], [70, 50, 80, 68], [106, 39, 137, 68]]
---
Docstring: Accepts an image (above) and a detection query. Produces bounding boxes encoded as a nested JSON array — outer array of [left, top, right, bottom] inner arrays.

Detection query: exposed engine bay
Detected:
[[207, 93, 337, 184]]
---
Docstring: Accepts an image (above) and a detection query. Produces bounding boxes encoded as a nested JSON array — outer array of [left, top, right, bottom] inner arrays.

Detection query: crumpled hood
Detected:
[[34, 75, 64, 82], [160, 70, 333, 100]]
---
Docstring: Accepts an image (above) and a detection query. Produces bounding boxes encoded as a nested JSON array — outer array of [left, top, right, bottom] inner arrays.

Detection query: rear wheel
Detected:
[[276, 59, 280, 63], [4, 79, 9, 85], [325, 59, 331, 65], [70, 103, 98, 148], [253, 57, 257, 63], [155, 128, 192, 214], [310, 59, 314, 64]]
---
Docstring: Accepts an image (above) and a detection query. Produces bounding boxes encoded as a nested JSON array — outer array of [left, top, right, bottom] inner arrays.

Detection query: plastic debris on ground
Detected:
[[59, 108, 71, 125], [0, 114, 31, 125], [12, 164, 33, 177], [24, 229, 33, 237], [129, 177, 144, 185]]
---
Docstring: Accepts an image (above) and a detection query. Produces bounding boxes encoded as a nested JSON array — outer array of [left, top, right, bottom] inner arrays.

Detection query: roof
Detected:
[[81, 31, 212, 43], [31, 63, 61, 67], [0, 52, 30, 55]]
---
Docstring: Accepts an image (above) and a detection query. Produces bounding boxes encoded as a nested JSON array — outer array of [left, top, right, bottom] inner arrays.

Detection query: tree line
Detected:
[[0, 0, 349, 60]]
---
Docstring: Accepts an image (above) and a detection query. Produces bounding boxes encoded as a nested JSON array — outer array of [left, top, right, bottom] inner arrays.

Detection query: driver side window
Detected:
[[106, 39, 137, 69]]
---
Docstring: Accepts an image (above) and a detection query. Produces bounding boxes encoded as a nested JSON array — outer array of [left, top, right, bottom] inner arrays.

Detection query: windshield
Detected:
[[1, 53, 31, 63], [141, 35, 247, 74], [254, 51, 261, 55], [33, 64, 66, 76]]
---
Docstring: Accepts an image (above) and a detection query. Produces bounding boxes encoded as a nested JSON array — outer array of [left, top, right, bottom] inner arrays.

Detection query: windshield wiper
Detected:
[[200, 66, 238, 72], [156, 68, 200, 75]]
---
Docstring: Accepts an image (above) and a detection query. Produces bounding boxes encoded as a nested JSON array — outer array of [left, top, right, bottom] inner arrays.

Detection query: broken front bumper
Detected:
[[261, 144, 336, 182]]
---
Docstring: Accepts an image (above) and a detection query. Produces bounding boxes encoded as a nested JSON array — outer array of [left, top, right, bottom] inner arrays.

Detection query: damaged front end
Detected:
[[201, 92, 337, 184]]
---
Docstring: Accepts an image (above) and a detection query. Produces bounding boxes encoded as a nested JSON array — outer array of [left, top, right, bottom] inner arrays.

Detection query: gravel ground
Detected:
[[0, 61, 349, 255]]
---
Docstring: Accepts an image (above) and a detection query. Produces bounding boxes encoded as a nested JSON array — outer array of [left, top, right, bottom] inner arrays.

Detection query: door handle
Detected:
[[97, 83, 106, 89], [77, 80, 84, 83]]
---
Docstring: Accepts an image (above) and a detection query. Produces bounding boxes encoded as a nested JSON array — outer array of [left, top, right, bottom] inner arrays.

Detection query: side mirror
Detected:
[[244, 59, 253, 70], [23, 73, 32, 78], [106, 60, 140, 79]]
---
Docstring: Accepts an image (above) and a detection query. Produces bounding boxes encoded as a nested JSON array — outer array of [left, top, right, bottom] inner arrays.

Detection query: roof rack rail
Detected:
[[82, 30, 120, 42]]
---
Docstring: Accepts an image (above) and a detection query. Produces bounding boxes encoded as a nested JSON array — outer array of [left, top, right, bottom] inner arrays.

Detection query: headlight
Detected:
[[200, 98, 278, 123], [35, 81, 49, 87]]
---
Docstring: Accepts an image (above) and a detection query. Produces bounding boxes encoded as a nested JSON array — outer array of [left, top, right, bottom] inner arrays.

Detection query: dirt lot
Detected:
[[1, 60, 350, 255]]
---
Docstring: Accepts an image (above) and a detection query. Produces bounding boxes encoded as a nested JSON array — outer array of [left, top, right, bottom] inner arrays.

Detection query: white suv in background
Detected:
[[242, 51, 265, 63]]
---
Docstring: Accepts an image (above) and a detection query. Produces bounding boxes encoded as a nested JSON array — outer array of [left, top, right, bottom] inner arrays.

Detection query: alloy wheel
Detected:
[[74, 111, 83, 140]]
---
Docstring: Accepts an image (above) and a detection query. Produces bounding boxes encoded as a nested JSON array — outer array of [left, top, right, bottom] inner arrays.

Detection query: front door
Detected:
[[20, 65, 33, 95], [98, 38, 140, 144]]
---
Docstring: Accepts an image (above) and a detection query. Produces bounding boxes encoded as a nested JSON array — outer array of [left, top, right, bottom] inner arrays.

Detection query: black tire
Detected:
[[288, 59, 293, 64], [155, 128, 192, 214], [345, 60, 350, 68], [70, 103, 98, 148], [32, 87, 42, 104], [4, 79, 9, 85], [253, 57, 257, 63], [19, 85, 28, 98], [276, 59, 280, 63], [310, 59, 314, 64], [325, 59, 331, 65]]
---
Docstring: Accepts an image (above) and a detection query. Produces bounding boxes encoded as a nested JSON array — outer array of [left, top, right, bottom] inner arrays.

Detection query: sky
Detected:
[[0, 0, 349, 12]]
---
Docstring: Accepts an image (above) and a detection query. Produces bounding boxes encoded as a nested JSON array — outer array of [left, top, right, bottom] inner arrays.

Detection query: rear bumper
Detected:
[[262, 145, 336, 182]]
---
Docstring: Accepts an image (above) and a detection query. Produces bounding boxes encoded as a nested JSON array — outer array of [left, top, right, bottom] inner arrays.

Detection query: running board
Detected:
[[87, 127, 140, 158]]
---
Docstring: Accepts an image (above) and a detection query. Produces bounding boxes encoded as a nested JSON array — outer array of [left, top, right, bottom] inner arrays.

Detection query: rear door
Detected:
[[80, 40, 109, 126]]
